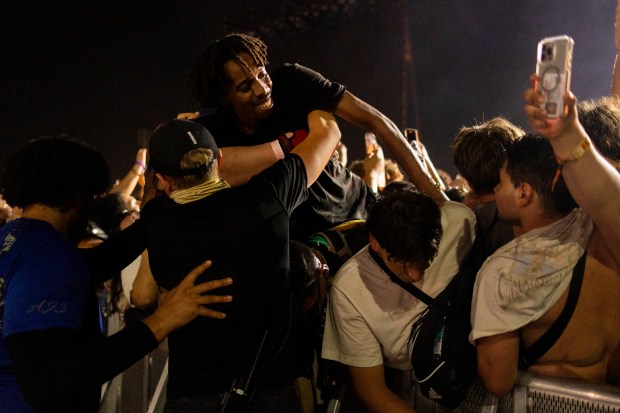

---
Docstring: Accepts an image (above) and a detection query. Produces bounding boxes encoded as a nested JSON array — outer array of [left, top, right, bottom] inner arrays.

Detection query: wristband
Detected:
[[271, 140, 285, 160], [555, 137, 591, 164], [551, 137, 590, 191], [135, 161, 147, 171]]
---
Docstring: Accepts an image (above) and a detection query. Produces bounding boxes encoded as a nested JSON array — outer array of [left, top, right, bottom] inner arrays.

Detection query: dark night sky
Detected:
[[1, 1, 616, 179]]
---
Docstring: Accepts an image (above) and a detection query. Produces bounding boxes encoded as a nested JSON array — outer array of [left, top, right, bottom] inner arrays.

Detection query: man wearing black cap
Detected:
[[142, 114, 340, 412]]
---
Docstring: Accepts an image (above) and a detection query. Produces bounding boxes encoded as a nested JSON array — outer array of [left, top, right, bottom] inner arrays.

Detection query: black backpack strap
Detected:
[[368, 247, 434, 306], [518, 252, 587, 370]]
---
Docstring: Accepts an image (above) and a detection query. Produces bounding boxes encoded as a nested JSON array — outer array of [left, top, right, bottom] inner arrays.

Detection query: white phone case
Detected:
[[536, 35, 574, 118]]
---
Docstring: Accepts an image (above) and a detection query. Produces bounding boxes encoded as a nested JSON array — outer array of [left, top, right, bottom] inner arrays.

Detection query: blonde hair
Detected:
[[172, 148, 218, 189]]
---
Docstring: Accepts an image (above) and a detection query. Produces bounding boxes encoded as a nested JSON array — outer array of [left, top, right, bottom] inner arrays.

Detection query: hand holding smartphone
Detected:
[[536, 35, 574, 118]]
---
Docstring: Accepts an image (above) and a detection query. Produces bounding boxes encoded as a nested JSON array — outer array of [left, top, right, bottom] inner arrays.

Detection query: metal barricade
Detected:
[[414, 373, 620, 413], [98, 340, 169, 413]]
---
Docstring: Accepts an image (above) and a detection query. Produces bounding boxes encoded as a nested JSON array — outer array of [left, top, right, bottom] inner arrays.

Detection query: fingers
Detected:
[[180, 260, 213, 285], [196, 307, 228, 320], [194, 277, 233, 293]]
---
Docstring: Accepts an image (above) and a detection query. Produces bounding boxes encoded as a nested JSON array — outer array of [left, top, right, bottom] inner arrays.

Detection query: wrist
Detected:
[[548, 124, 589, 161], [132, 161, 146, 176]]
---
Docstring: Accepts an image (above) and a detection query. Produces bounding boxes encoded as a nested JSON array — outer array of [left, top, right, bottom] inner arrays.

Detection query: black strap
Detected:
[[368, 247, 434, 306], [518, 252, 587, 370]]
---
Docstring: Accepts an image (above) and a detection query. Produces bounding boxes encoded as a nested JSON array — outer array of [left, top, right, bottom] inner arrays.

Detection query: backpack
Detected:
[[408, 255, 479, 408], [367, 246, 478, 409], [408, 209, 503, 408]]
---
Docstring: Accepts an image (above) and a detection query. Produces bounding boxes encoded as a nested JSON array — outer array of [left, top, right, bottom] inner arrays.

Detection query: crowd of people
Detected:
[[1, 16, 620, 413]]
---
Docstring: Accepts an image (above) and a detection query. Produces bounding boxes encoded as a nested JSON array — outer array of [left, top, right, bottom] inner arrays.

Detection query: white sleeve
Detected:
[[321, 283, 383, 368]]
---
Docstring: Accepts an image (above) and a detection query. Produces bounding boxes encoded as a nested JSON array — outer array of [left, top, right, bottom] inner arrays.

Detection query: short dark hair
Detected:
[[367, 189, 442, 271], [504, 134, 577, 215], [452, 117, 524, 195], [578, 97, 620, 161], [0, 136, 110, 211], [380, 180, 417, 197], [189, 33, 269, 108]]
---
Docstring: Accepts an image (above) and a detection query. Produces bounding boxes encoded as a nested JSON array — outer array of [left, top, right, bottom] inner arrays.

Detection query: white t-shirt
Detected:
[[322, 201, 476, 370]]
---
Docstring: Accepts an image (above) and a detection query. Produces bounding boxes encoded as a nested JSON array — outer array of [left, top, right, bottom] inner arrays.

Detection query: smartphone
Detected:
[[536, 35, 574, 118], [404, 128, 419, 145], [404, 128, 423, 161]]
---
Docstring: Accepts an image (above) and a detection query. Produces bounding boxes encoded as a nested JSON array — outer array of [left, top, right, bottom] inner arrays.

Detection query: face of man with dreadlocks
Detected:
[[223, 52, 274, 134]]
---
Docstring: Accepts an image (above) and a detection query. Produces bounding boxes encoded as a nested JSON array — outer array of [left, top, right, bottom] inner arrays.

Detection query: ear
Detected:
[[155, 173, 174, 195], [518, 183, 534, 206], [369, 232, 381, 252], [216, 149, 224, 170]]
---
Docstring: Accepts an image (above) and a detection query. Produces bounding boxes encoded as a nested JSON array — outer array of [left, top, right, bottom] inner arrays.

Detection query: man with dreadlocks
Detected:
[[183, 33, 444, 238]]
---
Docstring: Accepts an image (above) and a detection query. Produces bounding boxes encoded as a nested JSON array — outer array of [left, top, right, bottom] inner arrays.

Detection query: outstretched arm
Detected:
[[7, 260, 231, 411], [334, 91, 447, 204], [524, 82, 620, 269], [219, 142, 284, 186]]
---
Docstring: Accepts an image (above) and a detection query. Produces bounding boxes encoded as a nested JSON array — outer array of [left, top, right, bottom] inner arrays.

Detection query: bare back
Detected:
[[521, 229, 620, 384]]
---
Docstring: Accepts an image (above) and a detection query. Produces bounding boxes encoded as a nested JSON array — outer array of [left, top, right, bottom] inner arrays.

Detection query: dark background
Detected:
[[1, 1, 616, 179]]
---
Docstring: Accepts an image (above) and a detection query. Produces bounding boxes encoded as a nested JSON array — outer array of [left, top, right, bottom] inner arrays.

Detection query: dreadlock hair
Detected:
[[189, 33, 269, 108]]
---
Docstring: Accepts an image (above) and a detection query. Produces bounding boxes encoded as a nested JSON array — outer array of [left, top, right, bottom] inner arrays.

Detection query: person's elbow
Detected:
[[130, 288, 157, 309], [477, 356, 516, 397]]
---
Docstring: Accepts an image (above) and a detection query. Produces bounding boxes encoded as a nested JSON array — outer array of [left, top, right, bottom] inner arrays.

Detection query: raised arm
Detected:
[[110, 148, 147, 198], [334, 91, 447, 204], [524, 84, 620, 267], [291, 110, 341, 187]]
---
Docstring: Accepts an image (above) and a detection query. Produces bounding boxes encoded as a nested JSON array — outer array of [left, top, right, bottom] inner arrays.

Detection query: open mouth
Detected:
[[255, 95, 273, 111]]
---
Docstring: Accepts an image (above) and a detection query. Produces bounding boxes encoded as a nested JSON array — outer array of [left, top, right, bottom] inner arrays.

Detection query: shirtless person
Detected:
[[470, 84, 620, 396]]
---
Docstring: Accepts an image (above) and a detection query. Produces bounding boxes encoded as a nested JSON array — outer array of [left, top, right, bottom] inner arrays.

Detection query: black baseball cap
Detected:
[[149, 119, 219, 176]]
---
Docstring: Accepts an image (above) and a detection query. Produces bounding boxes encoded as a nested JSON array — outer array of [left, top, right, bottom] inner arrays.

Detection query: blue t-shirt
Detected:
[[0, 219, 92, 412]]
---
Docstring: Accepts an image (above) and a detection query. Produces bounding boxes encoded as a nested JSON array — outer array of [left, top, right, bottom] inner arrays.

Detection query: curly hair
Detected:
[[452, 117, 524, 195], [367, 189, 442, 271], [189, 33, 269, 108], [0, 135, 110, 211]]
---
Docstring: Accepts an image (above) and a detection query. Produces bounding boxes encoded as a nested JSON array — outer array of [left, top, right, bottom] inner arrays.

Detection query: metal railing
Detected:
[[413, 372, 620, 413]]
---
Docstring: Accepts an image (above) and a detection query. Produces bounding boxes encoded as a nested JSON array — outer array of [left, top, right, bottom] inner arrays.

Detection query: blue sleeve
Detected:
[[3, 241, 88, 337]]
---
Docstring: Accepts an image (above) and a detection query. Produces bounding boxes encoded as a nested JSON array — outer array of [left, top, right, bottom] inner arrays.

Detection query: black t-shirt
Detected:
[[196, 63, 373, 238], [141, 155, 308, 399]]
